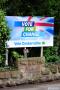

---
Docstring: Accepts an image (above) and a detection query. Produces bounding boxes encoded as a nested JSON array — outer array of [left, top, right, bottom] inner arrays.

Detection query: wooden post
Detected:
[[41, 47, 43, 57], [24, 47, 27, 58], [5, 42, 8, 66], [5, 48, 8, 66]]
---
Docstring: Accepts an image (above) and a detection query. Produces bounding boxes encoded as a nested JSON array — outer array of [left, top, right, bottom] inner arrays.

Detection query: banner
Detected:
[[5, 16, 54, 48]]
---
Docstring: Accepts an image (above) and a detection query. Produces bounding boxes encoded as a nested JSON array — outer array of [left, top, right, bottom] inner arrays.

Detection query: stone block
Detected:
[[0, 72, 5, 79]]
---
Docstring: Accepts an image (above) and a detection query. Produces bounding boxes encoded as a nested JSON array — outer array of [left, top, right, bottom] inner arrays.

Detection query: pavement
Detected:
[[0, 81, 60, 90]]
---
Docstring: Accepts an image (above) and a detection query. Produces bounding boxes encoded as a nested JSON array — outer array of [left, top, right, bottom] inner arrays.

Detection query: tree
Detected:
[[0, 9, 10, 66]]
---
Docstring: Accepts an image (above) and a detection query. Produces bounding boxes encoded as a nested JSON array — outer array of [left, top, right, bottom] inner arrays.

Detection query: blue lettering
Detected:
[[15, 21, 34, 27], [22, 31, 40, 37]]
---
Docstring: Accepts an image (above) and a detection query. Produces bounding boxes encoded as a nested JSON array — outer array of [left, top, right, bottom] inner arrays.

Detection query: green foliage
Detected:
[[10, 51, 23, 67], [44, 46, 60, 62], [0, 9, 10, 65], [12, 51, 23, 60], [0, 55, 3, 63], [12, 51, 20, 60], [0, 66, 17, 71]]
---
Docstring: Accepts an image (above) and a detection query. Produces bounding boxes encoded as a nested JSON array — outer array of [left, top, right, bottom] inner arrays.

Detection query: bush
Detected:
[[44, 46, 60, 62], [46, 55, 60, 62], [0, 9, 10, 66], [0, 55, 5, 67]]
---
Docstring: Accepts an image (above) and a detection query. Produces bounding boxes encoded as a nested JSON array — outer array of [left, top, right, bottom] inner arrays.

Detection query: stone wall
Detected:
[[17, 57, 60, 81], [0, 57, 60, 87], [17, 57, 45, 81]]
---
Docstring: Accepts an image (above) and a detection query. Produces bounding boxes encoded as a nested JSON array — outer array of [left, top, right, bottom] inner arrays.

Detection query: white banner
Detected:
[[6, 16, 54, 48]]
